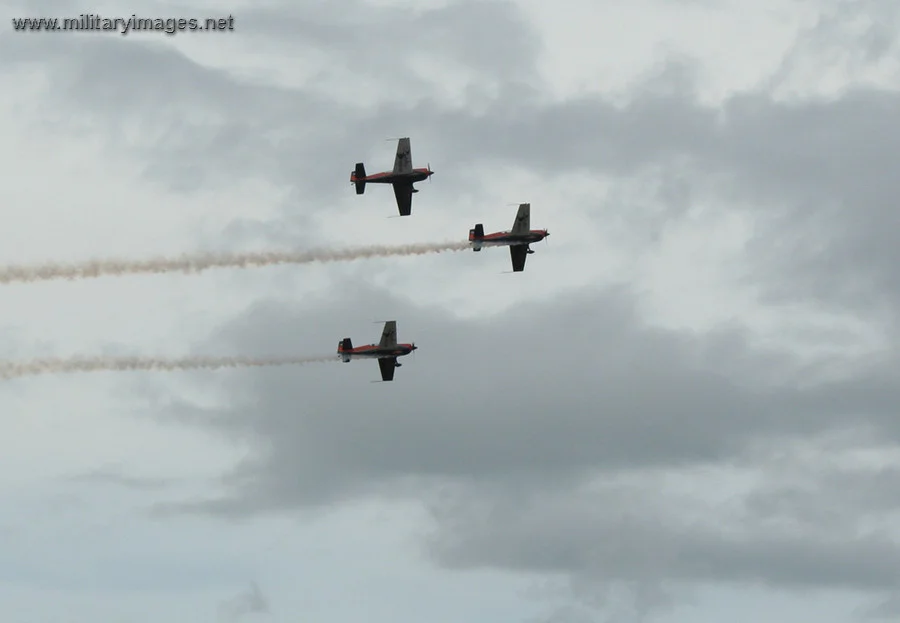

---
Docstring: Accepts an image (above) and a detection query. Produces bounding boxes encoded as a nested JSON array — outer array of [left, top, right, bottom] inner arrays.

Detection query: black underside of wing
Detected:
[[393, 184, 413, 216], [510, 245, 527, 272], [378, 357, 397, 381]]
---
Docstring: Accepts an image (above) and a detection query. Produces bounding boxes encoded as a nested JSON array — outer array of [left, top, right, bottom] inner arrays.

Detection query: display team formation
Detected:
[[341, 137, 550, 381], [0, 137, 550, 384]]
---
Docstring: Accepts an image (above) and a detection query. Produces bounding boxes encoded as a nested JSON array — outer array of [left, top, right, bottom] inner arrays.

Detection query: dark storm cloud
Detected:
[[148, 281, 896, 515], [426, 481, 900, 592], [154, 283, 765, 510], [420, 429, 900, 619], [134, 272, 900, 619], [422, 480, 900, 623]]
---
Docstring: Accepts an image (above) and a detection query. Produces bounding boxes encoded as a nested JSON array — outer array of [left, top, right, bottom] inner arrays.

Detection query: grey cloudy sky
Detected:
[[1, 0, 898, 621]]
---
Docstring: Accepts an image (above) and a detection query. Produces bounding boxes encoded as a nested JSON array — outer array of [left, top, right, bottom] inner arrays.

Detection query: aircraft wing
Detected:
[[510, 245, 528, 272], [377, 357, 397, 382], [378, 320, 397, 348], [392, 137, 412, 174], [510, 203, 530, 235], [392, 183, 413, 216]]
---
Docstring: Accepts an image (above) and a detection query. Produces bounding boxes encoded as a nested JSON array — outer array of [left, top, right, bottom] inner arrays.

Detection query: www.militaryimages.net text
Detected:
[[11, 14, 235, 35]]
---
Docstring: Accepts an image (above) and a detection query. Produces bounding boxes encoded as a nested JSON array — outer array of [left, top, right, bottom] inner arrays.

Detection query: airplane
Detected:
[[350, 137, 434, 216], [337, 321, 417, 382], [468, 203, 549, 272]]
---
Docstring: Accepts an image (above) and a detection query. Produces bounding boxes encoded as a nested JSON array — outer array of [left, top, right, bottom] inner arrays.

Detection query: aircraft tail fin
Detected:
[[469, 223, 484, 251], [339, 338, 353, 362], [352, 163, 366, 194]]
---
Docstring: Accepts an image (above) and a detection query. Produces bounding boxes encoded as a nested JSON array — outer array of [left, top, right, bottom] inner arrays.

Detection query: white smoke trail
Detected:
[[0, 355, 338, 380], [0, 241, 471, 284]]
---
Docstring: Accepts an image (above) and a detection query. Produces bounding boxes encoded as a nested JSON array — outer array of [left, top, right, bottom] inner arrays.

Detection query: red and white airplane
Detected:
[[469, 203, 549, 272], [337, 321, 417, 382], [350, 137, 434, 216]]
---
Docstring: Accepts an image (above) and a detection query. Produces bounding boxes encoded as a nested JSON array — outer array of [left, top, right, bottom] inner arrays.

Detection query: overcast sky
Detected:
[[1, 0, 899, 621]]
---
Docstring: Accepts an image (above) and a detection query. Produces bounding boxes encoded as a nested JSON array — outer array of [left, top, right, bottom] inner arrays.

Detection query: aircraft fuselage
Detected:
[[471, 229, 549, 249], [338, 343, 417, 361], [352, 168, 433, 186]]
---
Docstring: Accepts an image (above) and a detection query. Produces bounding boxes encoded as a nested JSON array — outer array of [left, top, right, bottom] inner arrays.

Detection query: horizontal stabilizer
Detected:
[[353, 163, 366, 194], [338, 337, 353, 362], [469, 224, 484, 250]]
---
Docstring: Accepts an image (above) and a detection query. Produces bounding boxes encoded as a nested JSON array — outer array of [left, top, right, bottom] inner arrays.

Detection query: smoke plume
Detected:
[[0, 241, 471, 284], [0, 355, 338, 379]]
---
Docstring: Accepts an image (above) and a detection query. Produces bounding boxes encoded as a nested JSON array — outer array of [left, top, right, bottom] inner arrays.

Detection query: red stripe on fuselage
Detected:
[[338, 343, 416, 356], [472, 230, 547, 242], [350, 168, 431, 183], [361, 171, 393, 181]]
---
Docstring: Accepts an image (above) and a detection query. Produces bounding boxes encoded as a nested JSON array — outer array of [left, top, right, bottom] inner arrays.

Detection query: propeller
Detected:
[[428, 163, 433, 181]]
